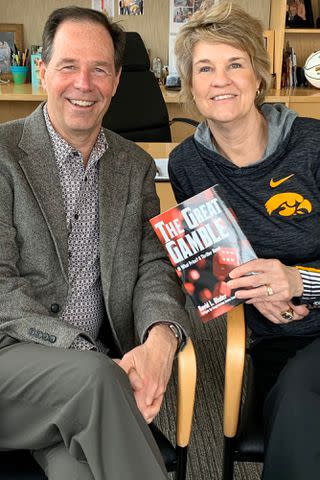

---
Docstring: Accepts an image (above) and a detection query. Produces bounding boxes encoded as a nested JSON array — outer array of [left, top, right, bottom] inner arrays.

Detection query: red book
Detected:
[[150, 184, 257, 322]]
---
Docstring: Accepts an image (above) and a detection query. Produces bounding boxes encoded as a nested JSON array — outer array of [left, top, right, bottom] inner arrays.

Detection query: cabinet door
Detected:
[[289, 101, 320, 119]]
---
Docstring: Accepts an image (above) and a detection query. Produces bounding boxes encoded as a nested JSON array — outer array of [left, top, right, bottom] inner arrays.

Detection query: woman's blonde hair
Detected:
[[175, 0, 271, 112]]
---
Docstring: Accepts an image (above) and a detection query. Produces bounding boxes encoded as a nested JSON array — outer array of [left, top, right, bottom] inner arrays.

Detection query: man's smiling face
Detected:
[[40, 20, 121, 143]]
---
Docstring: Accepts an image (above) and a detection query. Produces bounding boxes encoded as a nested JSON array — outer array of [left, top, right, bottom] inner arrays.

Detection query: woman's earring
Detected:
[[256, 89, 261, 97]]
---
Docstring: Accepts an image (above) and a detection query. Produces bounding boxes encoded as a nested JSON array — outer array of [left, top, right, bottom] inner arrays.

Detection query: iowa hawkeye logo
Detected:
[[265, 174, 312, 217]]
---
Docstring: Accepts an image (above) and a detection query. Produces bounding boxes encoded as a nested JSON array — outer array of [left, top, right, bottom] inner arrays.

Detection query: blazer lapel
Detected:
[[98, 139, 130, 288], [18, 106, 69, 281]]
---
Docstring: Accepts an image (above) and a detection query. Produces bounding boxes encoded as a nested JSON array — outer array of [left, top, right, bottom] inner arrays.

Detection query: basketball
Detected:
[[304, 50, 320, 88]]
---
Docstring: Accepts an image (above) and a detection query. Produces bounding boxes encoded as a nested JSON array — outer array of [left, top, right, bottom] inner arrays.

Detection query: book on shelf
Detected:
[[282, 41, 298, 88], [30, 45, 42, 88], [150, 184, 257, 322]]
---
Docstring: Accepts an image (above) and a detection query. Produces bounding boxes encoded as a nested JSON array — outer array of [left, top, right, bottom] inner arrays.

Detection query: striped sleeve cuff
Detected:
[[296, 267, 320, 308]]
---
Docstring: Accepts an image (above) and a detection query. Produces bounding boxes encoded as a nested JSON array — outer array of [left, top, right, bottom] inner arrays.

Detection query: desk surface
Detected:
[[0, 83, 47, 101], [136, 142, 178, 158], [136, 143, 177, 212]]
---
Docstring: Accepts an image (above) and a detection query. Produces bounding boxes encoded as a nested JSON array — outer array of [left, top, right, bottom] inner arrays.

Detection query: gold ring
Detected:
[[266, 284, 274, 296], [280, 307, 294, 321]]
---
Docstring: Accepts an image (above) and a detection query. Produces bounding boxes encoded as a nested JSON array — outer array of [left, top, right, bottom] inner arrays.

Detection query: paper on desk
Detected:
[[154, 158, 169, 181]]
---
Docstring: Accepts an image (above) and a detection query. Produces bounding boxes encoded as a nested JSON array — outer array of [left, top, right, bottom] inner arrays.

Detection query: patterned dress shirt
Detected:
[[43, 105, 107, 352]]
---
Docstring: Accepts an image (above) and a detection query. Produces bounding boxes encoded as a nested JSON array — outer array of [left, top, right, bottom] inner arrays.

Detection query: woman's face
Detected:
[[191, 42, 261, 128]]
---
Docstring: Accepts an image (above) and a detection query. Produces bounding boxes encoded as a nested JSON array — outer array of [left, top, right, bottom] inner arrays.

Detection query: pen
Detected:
[[11, 48, 29, 66]]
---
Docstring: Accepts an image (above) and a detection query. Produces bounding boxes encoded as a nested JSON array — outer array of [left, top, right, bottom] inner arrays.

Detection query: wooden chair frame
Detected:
[[175, 338, 197, 480], [223, 305, 247, 480]]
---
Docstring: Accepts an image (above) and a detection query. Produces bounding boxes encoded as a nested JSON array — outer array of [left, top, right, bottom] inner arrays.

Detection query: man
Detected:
[[0, 7, 188, 480]]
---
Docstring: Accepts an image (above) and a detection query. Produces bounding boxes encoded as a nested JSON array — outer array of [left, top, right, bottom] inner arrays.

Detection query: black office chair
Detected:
[[0, 339, 196, 480], [223, 305, 264, 480], [102, 32, 198, 142]]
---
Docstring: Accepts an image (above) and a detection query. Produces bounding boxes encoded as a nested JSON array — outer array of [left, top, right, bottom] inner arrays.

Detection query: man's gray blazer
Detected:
[[0, 105, 188, 354]]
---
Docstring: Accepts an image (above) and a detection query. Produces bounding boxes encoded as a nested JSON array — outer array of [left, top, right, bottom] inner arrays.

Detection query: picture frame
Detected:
[[0, 23, 23, 78], [286, 0, 314, 28], [263, 30, 275, 73], [119, 1, 144, 15], [316, 0, 320, 27]]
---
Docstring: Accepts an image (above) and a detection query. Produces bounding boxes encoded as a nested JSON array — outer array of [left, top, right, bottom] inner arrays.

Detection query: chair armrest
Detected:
[[176, 338, 197, 447], [170, 117, 199, 128], [224, 305, 246, 438]]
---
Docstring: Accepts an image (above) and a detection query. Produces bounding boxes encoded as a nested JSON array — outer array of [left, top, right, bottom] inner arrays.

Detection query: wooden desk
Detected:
[[282, 87, 320, 119], [137, 142, 177, 212], [137, 142, 178, 158], [0, 83, 46, 123]]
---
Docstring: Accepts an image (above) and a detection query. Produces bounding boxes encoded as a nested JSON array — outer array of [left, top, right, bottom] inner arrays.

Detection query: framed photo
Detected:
[[286, 0, 314, 28], [263, 30, 275, 73], [119, 1, 144, 15], [316, 0, 320, 27], [0, 24, 23, 77]]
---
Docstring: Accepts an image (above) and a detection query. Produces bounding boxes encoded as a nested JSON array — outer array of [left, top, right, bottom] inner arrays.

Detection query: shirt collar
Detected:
[[43, 103, 108, 168]]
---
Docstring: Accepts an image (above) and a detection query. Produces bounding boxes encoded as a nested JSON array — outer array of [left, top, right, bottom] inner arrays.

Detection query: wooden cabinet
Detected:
[[137, 143, 177, 212], [270, 0, 320, 91], [0, 83, 46, 123]]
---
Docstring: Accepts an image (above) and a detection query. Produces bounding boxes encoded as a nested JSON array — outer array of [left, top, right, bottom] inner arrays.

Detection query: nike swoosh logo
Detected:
[[270, 174, 294, 188]]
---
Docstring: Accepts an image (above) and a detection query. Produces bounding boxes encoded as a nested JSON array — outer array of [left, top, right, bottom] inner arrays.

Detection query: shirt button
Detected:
[[50, 303, 60, 313]]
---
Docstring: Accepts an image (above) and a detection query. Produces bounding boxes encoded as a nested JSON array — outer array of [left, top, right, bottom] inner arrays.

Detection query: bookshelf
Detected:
[[263, 30, 275, 73], [270, 0, 320, 90]]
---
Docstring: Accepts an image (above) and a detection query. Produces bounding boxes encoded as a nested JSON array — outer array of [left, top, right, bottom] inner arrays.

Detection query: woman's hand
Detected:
[[252, 300, 309, 324], [226, 258, 304, 304]]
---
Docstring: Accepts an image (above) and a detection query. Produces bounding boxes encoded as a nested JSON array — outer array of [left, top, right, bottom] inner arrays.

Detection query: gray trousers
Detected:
[[0, 342, 168, 480]]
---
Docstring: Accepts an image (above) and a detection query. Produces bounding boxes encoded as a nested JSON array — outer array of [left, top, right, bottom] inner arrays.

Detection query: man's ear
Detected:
[[112, 66, 122, 97], [39, 60, 48, 90]]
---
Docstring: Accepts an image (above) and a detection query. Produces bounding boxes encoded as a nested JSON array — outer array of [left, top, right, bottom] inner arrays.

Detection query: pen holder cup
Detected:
[[10, 66, 29, 85]]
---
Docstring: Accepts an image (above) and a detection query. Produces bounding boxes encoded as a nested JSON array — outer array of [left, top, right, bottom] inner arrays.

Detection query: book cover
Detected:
[[150, 184, 257, 322], [31, 53, 42, 88]]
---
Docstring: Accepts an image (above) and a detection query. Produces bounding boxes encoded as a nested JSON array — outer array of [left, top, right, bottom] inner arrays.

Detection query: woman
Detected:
[[296, 0, 307, 21], [169, 1, 320, 479]]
